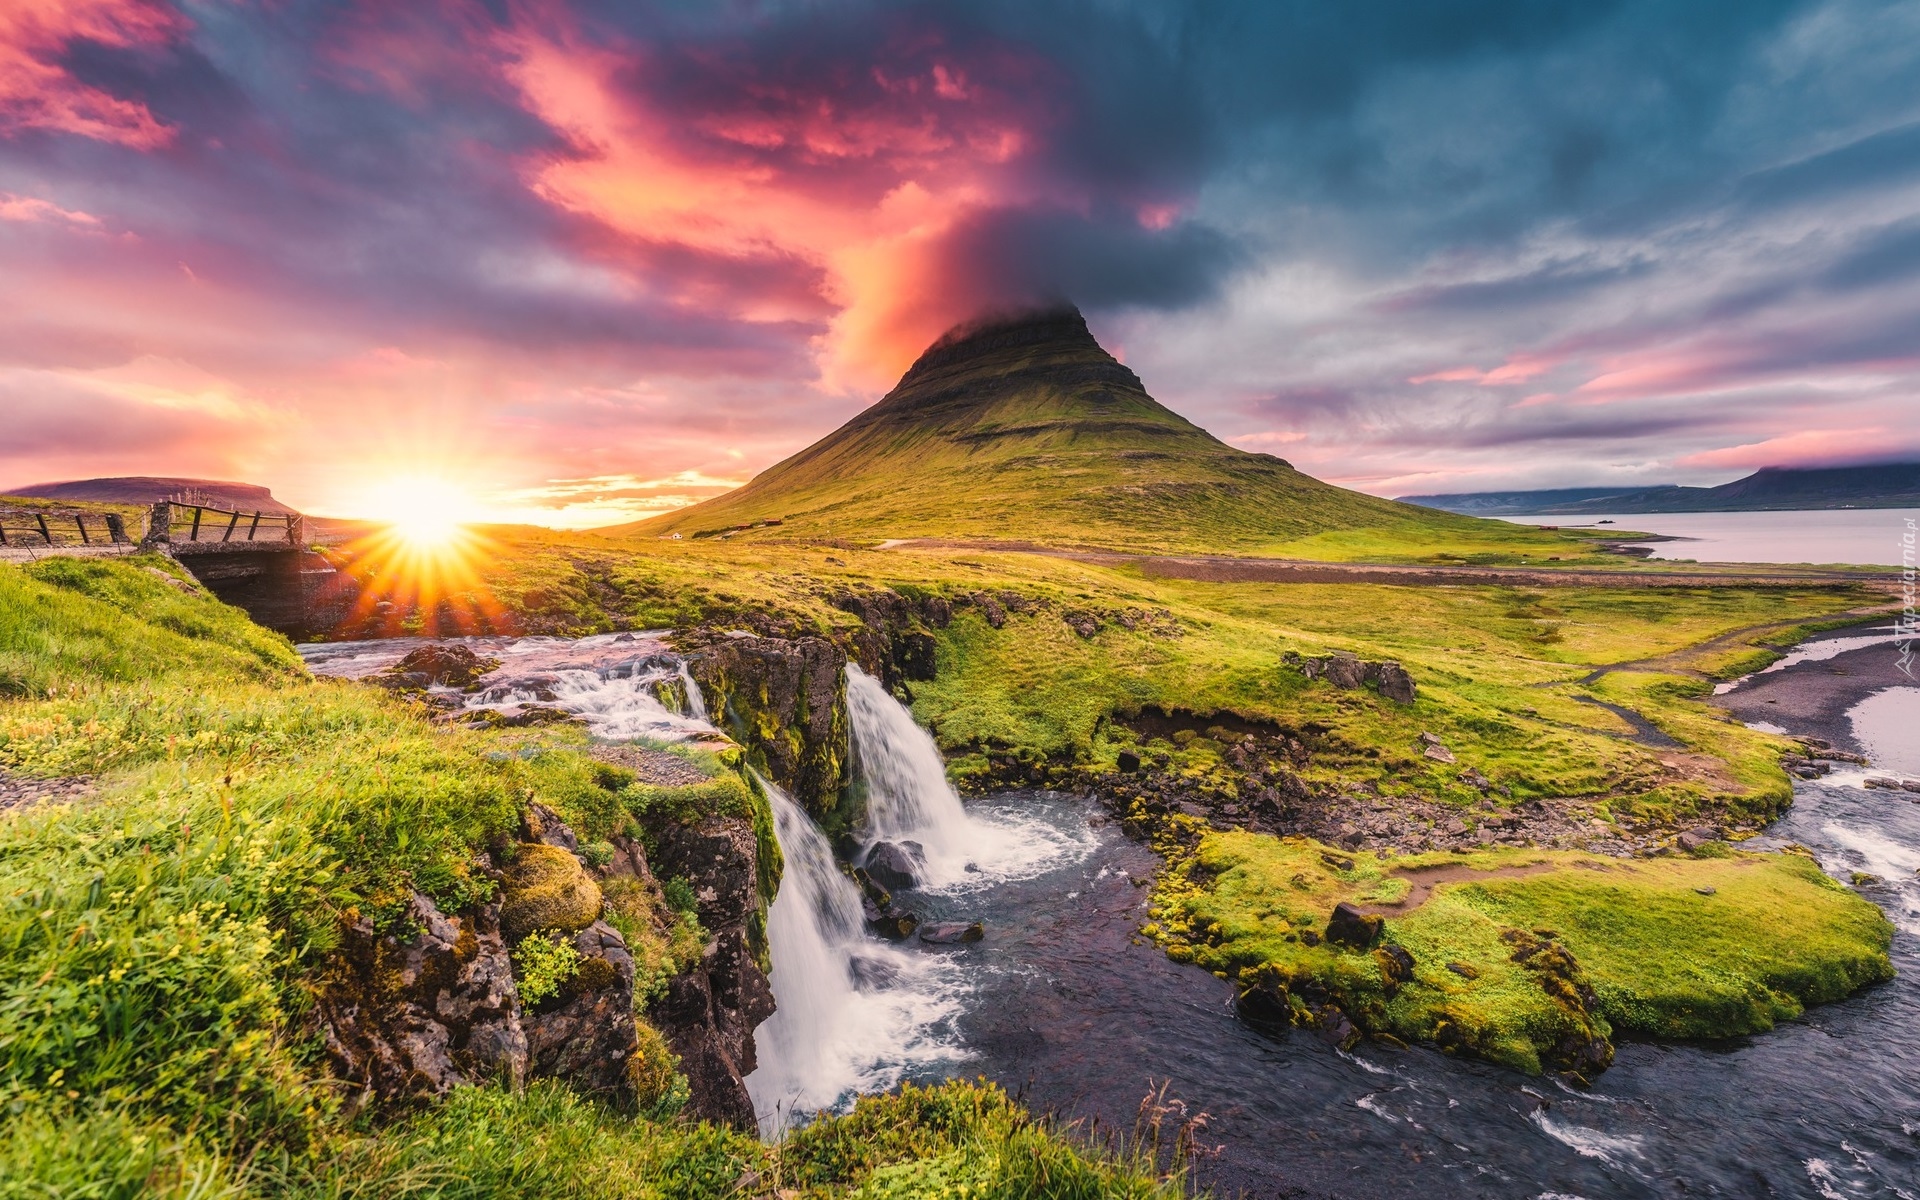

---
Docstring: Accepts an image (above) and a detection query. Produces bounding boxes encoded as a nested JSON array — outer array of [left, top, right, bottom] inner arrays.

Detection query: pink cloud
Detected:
[[1409, 353, 1554, 386], [0, 0, 186, 148], [1675, 428, 1894, 471], [0, 193, 101, 225]]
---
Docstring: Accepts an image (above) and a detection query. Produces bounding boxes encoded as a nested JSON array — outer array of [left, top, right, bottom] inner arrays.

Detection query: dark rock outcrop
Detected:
[[313, 892, 526, 1106], [1326, 902, 1384, 950], [375, 644, 500, 690], [644, 813, 776, 1129], [688, 635, 847, 816], [524, 920, 638, 1097], [1289, 651, 1417, 704]]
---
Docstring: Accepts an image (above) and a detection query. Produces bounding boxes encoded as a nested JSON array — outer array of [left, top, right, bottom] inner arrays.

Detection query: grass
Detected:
[[1151, 831, 1894, 1075], [0, 558, 1186, 1199]]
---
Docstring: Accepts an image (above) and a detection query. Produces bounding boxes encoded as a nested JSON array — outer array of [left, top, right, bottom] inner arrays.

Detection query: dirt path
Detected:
[[1357, 860, 1564, 915], [879, 539, 1899, 591]]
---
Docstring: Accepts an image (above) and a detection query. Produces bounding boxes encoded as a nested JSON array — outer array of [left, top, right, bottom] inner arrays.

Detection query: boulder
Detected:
[[868, 911, 920, 940], [1423, 742, 1457, 764], [500, 843, 603, 942], [1116, 749, 1142, 773], [863, 841, 921, 890], [1363, 660, 1417, 704], [1326, 902, 1383, 950], [919, 921, 984, 945], [1675, 827, 1719, 852], [524, 920, 638, 1097], [313, 892, 526, 1105], [383, 644, 499, 688]]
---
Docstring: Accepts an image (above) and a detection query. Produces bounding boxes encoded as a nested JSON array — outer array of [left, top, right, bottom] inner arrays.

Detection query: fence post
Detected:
[[141, 501, 172, 549], [106, 513, 129, 544], [35, 513, 52, 545], [289, 514, 306, 547]]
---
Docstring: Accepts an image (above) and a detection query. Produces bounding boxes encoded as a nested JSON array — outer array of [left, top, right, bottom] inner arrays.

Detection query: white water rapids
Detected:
[[745, 665, 1091, 1131]]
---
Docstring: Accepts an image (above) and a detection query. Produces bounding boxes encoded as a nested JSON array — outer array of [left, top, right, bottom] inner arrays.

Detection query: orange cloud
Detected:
[[494, 11, 1064, 390], [0, 0, 184, 147]]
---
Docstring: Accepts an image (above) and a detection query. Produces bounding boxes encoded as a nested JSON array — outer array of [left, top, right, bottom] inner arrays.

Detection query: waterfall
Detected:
[[745, 774, 965, 1134], [845, 665, 975, 869], [846, 664, 1083, 888], [677, 661, 709, 722]]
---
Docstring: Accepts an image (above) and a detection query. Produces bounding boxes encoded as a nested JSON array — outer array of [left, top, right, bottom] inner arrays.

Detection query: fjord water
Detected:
[[1500, 507, 1920, 566]]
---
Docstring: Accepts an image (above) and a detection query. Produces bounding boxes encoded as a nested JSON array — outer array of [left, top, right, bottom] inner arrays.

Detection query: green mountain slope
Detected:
[[624, 308, 1529, 556]]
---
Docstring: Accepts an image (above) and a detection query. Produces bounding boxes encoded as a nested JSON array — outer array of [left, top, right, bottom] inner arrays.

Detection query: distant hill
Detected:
[[621, 307, 1493, 553], [3, 476, 297, 513], [1395, 487, 1649, 516], [1402, 463, 1920, 516]]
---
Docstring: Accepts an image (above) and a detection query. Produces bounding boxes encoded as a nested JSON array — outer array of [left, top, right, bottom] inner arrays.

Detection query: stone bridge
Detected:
[[0, 500, 351, 638]]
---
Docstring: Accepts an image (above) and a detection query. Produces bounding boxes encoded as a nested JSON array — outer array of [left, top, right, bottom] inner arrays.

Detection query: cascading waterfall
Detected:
[[846, 663, 1084, 887], [845, 665, 975, 869], [676, 661, 709, 722], [744, 774, 964, 1134]]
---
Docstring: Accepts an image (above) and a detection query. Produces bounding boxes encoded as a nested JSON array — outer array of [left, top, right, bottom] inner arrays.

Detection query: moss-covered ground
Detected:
[[0, 558, 1180, 1198], [1148, 830, 1893, 1075]]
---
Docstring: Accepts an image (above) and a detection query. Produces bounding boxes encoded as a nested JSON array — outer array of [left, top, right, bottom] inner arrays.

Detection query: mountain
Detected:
[[623, 307, 1465, 552], [1396, 487, 1649, 516], [3, 476, 297, 513], [1403, 463, 1920, 516]]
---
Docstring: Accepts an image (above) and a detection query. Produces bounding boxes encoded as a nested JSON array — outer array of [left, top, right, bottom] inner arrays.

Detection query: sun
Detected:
[[361, 477, 480, 549]]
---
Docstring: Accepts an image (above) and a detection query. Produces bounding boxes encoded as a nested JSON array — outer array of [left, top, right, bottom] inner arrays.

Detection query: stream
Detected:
[[301, 635, 1920, 1198]]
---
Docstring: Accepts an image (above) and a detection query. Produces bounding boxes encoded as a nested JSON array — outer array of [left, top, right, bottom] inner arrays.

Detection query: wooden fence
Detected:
[[147, 500, 304, 547], [0, 508, 130, 547]]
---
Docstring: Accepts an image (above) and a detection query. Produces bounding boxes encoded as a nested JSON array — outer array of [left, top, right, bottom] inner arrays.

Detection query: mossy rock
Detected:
[[500, 843, 603, 942], [627, 1019, 683, 1111]]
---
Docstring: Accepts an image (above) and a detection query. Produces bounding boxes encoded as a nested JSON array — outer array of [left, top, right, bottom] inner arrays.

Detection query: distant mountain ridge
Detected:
[[3, 476, 297, 513], [1401, 463, 1920, 516], [623, 306, 1476, 552]]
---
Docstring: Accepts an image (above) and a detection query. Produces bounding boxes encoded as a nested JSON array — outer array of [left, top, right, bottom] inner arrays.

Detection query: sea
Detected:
[[1496, 508, 1919, 568]]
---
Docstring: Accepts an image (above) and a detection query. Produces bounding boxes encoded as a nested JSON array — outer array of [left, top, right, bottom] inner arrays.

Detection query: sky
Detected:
[[3, 0, 1918, 526]]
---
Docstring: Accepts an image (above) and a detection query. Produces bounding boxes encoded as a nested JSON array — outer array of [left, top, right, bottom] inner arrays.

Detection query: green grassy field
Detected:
[[0, 557, 1186, 1199]]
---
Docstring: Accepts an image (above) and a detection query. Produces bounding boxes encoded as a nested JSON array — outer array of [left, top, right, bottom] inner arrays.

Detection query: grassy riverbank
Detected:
[[1147, 830, 1893, 1075], [0, 557, 1187, 1199]]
